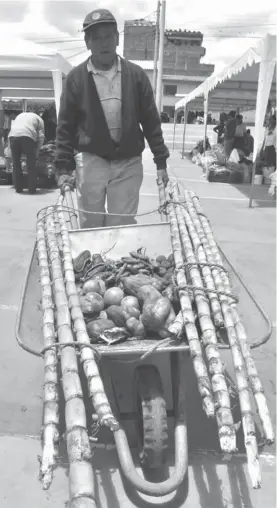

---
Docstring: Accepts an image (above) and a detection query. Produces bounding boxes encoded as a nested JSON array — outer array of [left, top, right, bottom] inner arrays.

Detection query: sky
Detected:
[[0, 0, 276, 71]]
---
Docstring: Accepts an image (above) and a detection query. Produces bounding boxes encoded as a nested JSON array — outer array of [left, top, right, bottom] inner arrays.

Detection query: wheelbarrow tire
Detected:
[[134, 364, 168, 469]]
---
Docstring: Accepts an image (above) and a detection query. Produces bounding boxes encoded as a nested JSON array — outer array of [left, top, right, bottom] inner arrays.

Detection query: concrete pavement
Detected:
[[0, 143, 275, 507]]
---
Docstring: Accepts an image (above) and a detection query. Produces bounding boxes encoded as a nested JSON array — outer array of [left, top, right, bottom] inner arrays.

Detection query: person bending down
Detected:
[[9, 111, 45, 193]]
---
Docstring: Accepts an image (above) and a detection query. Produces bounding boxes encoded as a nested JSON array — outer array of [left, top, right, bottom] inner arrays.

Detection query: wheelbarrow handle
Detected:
[[63, 185, 79, 230], [156, 178, 168, 222]]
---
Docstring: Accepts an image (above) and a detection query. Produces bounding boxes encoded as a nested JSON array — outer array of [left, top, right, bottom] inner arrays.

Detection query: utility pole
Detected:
[[156, 0, 166, 115], [152, 1, 160, 98]]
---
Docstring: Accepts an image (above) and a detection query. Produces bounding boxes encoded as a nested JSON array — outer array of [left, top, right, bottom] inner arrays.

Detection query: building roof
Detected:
[[130, 60, 154, 70]]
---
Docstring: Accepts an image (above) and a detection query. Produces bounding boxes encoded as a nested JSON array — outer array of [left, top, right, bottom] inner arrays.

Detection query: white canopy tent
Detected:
[[174, 34, 276, 207], [0, 37, 72, 116]]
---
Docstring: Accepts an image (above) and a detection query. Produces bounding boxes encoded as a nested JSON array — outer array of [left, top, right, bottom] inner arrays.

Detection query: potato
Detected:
[[104, 287, 125, 307], [137, 284, 161, 303], [121, 306, 141, 320], [158, 267, 167, 277], [160, 260, 171, 269], [156, 255, 167, 263], [126, 317, 145, 337], [106, 306, 126, 327], [79, 292, 104, 315], [83, 279, 102, 295], [121, 296, 140, 310]]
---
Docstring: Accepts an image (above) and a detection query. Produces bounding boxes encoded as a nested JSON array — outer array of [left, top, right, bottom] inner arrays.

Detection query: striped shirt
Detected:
[[87, 57, 122, 143]]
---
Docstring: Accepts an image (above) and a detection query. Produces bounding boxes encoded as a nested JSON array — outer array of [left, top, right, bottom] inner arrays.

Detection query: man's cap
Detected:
[[83, 9, 117, 32]]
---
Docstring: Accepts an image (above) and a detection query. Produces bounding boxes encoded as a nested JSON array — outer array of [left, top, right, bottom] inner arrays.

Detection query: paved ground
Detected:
[[0, 126, 275, 507]]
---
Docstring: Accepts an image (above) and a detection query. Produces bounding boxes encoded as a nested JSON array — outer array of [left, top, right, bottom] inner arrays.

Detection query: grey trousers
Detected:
[[75, 153, 143, 229]]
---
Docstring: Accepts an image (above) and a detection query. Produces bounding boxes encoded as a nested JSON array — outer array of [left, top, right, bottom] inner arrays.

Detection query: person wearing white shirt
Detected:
[[9, 111, 45, 193]]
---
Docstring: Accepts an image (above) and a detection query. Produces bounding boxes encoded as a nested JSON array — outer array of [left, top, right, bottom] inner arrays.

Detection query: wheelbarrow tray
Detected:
[[16, 222, 271, 358]]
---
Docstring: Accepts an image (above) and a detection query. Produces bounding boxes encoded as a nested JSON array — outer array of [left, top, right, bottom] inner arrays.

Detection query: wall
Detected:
[[139, 68, 207, 118], [124, 22, 214, 77]]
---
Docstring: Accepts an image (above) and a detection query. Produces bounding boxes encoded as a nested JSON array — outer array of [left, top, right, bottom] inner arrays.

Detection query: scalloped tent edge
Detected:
[[173, 33, 276, 208], [0, 37, 72, 115]]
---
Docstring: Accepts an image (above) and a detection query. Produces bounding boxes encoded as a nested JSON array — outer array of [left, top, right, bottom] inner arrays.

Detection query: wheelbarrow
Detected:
[[15, 183, 272, 499]]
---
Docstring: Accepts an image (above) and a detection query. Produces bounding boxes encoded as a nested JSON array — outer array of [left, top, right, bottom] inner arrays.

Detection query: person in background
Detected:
[[213, 113, 227, 144], [55, 8, 169, 228], [263, 115, 276, 169], [244, 129, 254, 156], [0, 101, 4, 158], [42, 104, 57, 143], [9, 111, 45, 193], [233, 114, 247, 151], [224, 110, 237, 158]]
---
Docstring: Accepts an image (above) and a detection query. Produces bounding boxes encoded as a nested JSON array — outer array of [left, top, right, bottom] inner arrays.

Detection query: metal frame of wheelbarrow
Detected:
[[15, 183, 273, 499]]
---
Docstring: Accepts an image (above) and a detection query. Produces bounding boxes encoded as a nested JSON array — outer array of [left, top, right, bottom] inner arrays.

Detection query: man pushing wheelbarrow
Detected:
[[55, 8, 169, 228]]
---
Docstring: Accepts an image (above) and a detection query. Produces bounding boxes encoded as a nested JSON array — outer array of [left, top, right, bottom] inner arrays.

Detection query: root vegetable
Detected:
[[160, 260, 171, 269], [122, 274, 163, 295], [82, 280, 102, 295], [158, 267, 167, 277], [106, 306, 126, 327], [141, 296, 176, 337], [126, 317, 145, 337], [137, 284, 162, 303], [79, 292, 104, 316], [104, 287, 124, 307], [156, 255, 167, 263], [121, 306, 141, 320], [121, 296, 140, 310]]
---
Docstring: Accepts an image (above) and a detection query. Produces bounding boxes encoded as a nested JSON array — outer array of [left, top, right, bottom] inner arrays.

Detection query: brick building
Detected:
[[124, 19, 214, 118]]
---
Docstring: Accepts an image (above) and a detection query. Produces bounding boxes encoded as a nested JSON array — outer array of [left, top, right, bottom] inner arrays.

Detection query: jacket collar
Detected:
[[87, 55, 121, 75]]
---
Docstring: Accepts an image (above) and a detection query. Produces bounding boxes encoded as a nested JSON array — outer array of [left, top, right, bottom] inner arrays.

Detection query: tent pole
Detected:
[[181, 106, 187, 159], [248, 34, 276, 208], [51, 70, 63, 117], [173, 110, 177, 151], [249, 160, 257, 208], [203, 93, 209, 157]]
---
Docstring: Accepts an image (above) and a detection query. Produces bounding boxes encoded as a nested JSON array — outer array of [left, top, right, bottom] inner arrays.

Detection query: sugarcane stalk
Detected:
[[188, 190, 274, 445], [56, 199, 119, 432], [171, 185, 224, 328], [171, 182, 236, 453], [165, 186, 215, 418], [45, 207, 97, 507], [37, 211, 59, 489], [183, 191, 261, 488], [168, 310, 185, 338]]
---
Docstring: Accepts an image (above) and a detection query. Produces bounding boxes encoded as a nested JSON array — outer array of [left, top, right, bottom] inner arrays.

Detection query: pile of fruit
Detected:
[[73, 248, 182, 344]]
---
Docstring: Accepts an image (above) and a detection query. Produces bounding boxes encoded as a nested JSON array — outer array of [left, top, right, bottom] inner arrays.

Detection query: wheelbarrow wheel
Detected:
[[134, 364, 168, 469]]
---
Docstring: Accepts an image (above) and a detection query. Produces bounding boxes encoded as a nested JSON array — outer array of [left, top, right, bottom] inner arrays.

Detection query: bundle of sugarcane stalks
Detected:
[[37, 203, 119, 507], [165, 180, 274, 489]]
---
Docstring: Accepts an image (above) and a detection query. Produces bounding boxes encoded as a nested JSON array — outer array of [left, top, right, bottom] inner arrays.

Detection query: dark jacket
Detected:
[[55, 57, 169, 175], [224, 118, 236, 140]]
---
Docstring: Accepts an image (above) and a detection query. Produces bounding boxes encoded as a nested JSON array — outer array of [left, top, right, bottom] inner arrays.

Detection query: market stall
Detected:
[[174, 34, 276, 206], [0, 37, 72, 115]]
